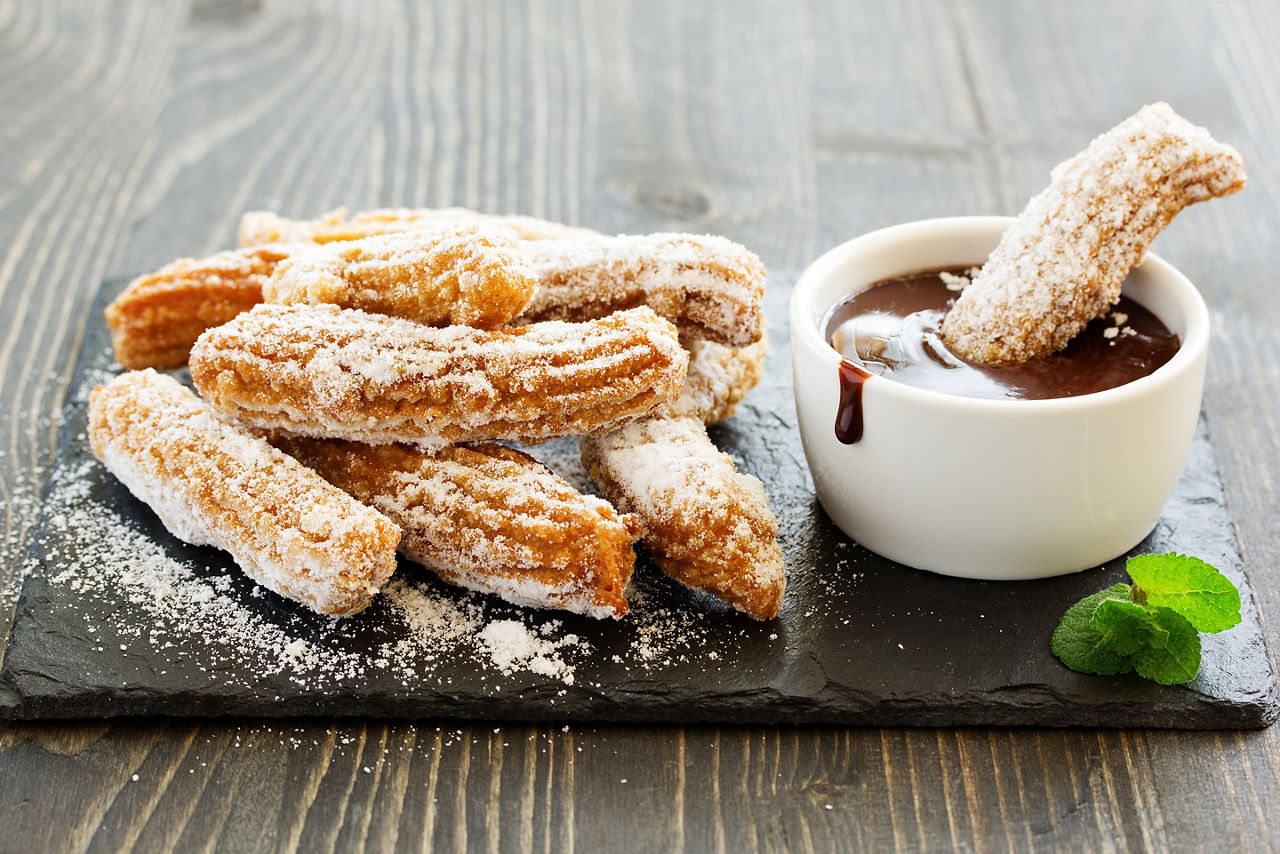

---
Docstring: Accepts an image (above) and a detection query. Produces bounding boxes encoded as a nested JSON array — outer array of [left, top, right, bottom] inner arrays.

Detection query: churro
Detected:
[[656, 334, 767, 424], [581, 416, 785, 620], [238, 206, 599, 247], [942, 102, 1246, 365], [519, 233, 767, 347], [105, 244, 295, 370], [189, 303, 689, 450], [274, 437, 641, 619], [87, 370, 401, 616], [263, 222, 536, 328]]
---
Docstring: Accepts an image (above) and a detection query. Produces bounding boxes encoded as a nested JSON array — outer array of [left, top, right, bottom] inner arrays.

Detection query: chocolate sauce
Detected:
[[824, 267, 1181, 443], [835, 360, 871, 444]]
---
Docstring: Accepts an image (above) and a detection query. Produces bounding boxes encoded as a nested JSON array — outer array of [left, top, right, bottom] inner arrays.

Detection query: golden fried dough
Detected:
[[105, 244, 295, 370], [581, 416, 785, 620], [263, 222, 536, 328], [238, 206, 599, 247], [88, 370, 401, 616], [942, 102, 1246, 365], [274, 437, 641, 619], [189, 303, 689, 450], [519, 233, 767, 347], [656, 334, 767, 424]]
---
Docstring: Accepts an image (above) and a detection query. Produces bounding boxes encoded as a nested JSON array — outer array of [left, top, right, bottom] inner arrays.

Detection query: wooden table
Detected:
[[2, 2, 1277, 850]]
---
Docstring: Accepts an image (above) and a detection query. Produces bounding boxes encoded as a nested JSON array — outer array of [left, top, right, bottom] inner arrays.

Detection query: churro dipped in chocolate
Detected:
[[942, 102, 1246, 365], [581, 416, 785, 620], [88, 370, 401, 616], [274, 437, 641, 619], [105, 244, 296, 370], [189, 303, 689, 450], [239, 206, 599, 247], [519, 233, 767, 347], [263, 222, 536, 328]]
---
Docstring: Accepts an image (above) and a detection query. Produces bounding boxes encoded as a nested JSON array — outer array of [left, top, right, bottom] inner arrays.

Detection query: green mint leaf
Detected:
[[1125, 553, 1241, 633], [1051, 583, 1135, 676], [1094, 599, 1202, 684], [1087, 598, 1149, 656]]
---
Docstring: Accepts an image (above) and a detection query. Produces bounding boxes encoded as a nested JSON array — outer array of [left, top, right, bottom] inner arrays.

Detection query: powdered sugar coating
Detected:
[[580, 416, 785, 620], [274, 438, 640, 619], [263, 222, 536, 329], [238, 206, 600, 247], [87, 370, 401, 616], [520, 233, 767, 347], [105, 243, 298, 370], [189, 303, 689, 450], [943, 102, 1246, 364], [657, 334, 767, 424]]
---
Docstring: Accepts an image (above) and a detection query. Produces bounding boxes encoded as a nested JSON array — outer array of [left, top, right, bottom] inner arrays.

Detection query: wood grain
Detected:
[[2, 0, 1279, 851]]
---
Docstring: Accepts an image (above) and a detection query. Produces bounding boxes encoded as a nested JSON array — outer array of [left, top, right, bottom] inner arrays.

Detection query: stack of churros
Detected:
[[95, 204, 785, 621]]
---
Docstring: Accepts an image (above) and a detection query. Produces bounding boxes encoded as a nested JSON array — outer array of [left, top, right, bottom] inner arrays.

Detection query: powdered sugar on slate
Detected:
[[27, 440, 722, 696], [479, 620, 581, 684]]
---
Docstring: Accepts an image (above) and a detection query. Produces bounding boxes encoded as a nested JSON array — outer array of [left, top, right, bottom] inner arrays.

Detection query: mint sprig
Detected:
[[1051, 553, 1241, 685], [1125, 553, 1241, 633]]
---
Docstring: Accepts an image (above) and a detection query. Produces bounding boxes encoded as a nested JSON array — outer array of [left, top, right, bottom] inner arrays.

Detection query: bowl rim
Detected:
[[789, 216, 1211, 412]]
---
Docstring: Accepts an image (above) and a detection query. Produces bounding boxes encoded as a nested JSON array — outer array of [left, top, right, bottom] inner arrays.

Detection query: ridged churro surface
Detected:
[[275, 437, 640, 619], [581, 416, 785, 620], [942, 102, 1246, 365], [657, 335, 767, 424], [239, 206, 599, 246], [263, 223, 536, 328], [189, 303, 689, 450], [520, 233, 767, 347], [87, 370, 401, 616], [105, 244, 295, 370]]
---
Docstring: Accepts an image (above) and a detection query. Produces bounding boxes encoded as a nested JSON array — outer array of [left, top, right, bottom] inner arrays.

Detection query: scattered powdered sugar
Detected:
[[938, 270, 970, 292], [621, 587, 715, 668], [41, 457, 367, 681], [1102, 309, 1139, 345], [29, 447, 605, 689], [23, 445, 719, 694], [478, 620, 581, 684]]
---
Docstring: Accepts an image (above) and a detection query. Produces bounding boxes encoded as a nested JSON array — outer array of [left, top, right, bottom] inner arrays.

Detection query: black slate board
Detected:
[[1, 277, 1276, 727]]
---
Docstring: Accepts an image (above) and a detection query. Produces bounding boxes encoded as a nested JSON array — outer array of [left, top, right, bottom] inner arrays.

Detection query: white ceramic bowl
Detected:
[[790, 217, 1210, 580]]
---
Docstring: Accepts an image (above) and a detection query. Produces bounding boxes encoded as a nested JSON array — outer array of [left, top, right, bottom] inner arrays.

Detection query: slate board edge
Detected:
[[2, 669, 1275, 728]]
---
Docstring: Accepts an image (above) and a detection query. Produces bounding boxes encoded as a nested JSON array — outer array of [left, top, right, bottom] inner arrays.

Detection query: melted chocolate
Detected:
[[835, 360, 871, 444], [824, 267, 1181, 443]]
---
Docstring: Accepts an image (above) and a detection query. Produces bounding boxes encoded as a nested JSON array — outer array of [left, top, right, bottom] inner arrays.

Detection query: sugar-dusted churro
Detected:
[[87, 370, 401, 616], [262, 222, 536, 328], [519, 233, 767, 347], [105, 244, 296, 370], [581, 416, 785, 620], [656, 334, 767, 424], [238, 206, 600, 247], [274, 437, 641, 619], [189, 303, 689, 450], [942, 102, 1246, 365]]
